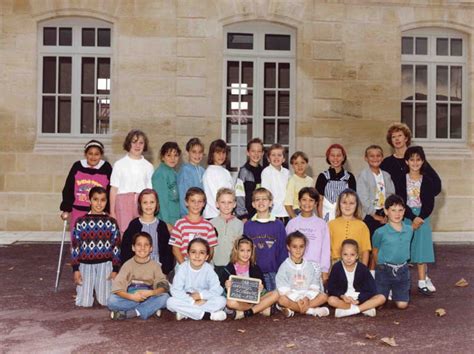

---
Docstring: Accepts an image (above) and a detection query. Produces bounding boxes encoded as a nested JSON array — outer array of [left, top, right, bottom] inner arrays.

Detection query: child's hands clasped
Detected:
[[130, 290, 153, 302], [341, 295, 359, 305], [190, 292, 201, 301]]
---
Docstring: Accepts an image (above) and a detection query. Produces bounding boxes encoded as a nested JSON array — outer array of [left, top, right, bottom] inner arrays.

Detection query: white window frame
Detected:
[[401, 27, 468, 149], [36, 17, 112, 151], [223, 22, 296, 171]]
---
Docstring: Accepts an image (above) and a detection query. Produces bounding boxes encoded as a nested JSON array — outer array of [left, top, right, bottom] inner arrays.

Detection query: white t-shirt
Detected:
[[261, 165, 290, 217], [202, 165, 234, 219], [372, 171, 386, 210], [110, 154, 154, 194], [343, 263, 360, 300]]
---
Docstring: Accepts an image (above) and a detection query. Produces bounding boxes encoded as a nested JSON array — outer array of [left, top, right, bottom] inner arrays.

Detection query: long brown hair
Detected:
[[230, 237, 256, 266]]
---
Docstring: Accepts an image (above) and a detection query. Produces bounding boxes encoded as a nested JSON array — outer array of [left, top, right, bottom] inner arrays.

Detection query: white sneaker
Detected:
[[426, 277, 436, 292], [261, 307, 272, 317], [210, 310, 227, 321], [282, 307, 295, 318], [155, 309, 162, 318], [362, 308, 376, 317], [312, 307, 330, 318], [335, 305, 360, 318], [176, 312, 187, 321], [388, 290, 392, 300], [234, 310, 244, 320]]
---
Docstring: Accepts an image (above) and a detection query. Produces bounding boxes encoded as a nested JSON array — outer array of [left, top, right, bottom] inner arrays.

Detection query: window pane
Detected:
[[436, 103, 448, 139], [265, 34, 291, 51], [278, 63, 290, 89], [58, 57, 72, 94], [264, 91, 276, 116], [226, 89, 238, 115], [436, 38, 448, 55], [263, 119, 275, 144], [42, 57, 56, 94], [242, 89, 253, 115], [415, 103, 427, 138], [401, 65, 413, 100], [81, 97, 94, 134], [58, 97, 71, 133], [401, 37, 413, 55], [436, 66, 448, 101], [451, 38, 462, 56], [227, 33, 253, 50], [241, 62, 253, 87], [415, 37, 427, 55], [43, 27, 56, 46], [450, 66, 462, 101], [82, 57, 95, 94], [227, 61, 239, 87], [401, 102, 413, 132], [97, 28, 111, 47], [228, 145, 247, 171], [277, 119, 289, 145], [450, 104, 462, 139], [59, 28, 72, 46], [415, 65, 427, 100], [96, 97, 110, 134], [82, 28, 95, 46], [226, 117, 252, 144], [278, 91, 289, 116], [42, 96, 56, 133], [264, 63, 276, 88], [97, 58, 110, 95]]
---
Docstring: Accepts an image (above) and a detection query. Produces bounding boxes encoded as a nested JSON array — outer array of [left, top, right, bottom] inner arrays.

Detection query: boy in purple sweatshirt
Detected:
[[243, 188, 287, 291]]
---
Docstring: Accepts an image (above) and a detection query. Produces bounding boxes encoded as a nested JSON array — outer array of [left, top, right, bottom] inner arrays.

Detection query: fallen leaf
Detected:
[[354, 341, 366, 346], [8, 267, 14, 271], [272, 318, 279, 322], [285, 343, 296, 348], [393, 321, 400, 325], [455, 278, 469, 287], [365, 333, 377, 340], [237, 329, 246, 333], [381, 337, 398, 347], [435, 308, 446, 317], [39, 278, 43, 281]]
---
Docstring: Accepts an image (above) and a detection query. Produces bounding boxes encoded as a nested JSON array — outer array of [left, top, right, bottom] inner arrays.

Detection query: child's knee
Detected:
[[226, 299, 239, 309], [318, 292, 328, 301], [374, 294, 386, 305], [327, 296, 339, 306], [395, 301, 409, 309], [278, 295, 290, 306]]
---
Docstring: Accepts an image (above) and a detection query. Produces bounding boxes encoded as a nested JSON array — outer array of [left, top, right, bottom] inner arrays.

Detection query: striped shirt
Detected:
[[169, 216, 218, 257]]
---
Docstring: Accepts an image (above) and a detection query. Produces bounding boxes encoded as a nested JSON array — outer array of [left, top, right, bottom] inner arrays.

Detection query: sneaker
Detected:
[[155, 310, 162, 318], [426, 277, 436, 292], [210, 310, 227, 321], [176, 312, 187, 321], [281, 307, 295, 318], [418, 286, 434, 297], [362, 308, 376, 317], [388, 290, 392, 301], [224, 307, 235, 315], [312, 307, 330, 318], [234, 310, 244, 320], [110, 311, 127, 320], [261, 307, 272, 317]]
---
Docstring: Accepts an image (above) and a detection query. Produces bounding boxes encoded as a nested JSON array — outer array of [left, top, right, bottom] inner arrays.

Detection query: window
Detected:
[[223, 22, 295, 170], [38, 18, 112, 138], [401, 28, 466, 142]]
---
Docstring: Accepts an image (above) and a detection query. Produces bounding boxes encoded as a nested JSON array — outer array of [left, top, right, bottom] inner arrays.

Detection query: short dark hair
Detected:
[[132, 231, 152, 246], [298, 187, 319, 204], [185, 187, 206, 204], [122, 129, 149, 152], [160, 141, 182, 158], [187, 237, 210, 256], [286, 231, 308, 247], [137, 188, 159, 215], [341, 239, 359, 254], [384, 194, 405, 209], [186, 137, 204, 152], [207, 139, 228, 166], [247, 138, 264, 151], [404, 146, 426, 173], [290, 151, 309, 164], [89, 186, 107, 200]]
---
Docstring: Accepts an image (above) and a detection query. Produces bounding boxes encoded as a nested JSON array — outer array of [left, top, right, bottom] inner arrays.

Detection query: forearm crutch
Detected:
[[54, 220, 68, 292]]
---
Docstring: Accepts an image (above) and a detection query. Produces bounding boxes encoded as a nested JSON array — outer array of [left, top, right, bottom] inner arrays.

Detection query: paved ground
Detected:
[[0, 243, 473, 353]]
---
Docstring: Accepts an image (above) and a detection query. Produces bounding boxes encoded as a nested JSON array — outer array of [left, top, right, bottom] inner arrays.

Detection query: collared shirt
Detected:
[[372, 223, 413, 265]]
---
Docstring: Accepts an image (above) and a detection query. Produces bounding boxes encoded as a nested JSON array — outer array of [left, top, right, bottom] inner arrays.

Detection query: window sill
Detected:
[[34, 135, 112, 154], [412, 140, 473, 158]]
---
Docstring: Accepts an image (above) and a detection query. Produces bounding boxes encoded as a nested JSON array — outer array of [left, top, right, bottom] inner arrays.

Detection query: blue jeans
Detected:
[[107, 293, 170, 320], [263, 272, 277, 291], [375, 264, 410, 302]]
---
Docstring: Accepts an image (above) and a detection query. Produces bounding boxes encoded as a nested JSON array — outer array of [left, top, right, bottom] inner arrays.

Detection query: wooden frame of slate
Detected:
[[227, 275, 261, 304]]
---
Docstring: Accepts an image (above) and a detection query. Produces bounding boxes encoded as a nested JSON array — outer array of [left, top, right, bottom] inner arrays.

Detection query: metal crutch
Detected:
[[54, 219, 68, 292]]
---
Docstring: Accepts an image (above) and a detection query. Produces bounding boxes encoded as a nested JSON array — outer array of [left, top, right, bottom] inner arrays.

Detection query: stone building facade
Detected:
[[0, 0, 472, 239]]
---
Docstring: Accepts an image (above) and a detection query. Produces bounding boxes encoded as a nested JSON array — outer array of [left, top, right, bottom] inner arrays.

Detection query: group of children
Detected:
[[62, 122, 441, 321]]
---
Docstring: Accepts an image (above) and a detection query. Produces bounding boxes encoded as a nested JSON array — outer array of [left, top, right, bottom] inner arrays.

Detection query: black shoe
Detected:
[[110, 311, 127, 320], [418, 286, 434, 296]]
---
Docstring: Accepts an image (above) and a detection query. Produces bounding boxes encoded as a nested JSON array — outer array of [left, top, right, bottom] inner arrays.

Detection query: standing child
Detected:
[[243, 188, 288, 291], [110, 130, 154, 233], [328, 239, 386, 318], [121, 189, 174, 275], [71, 187, 121, 307], [399, 146, 436, 296], [108, 232, 170, 320], [210, 188, 244, 274], [328, 189, 371, 266], [219, 237, 280, 319], [167, 238, 227, 321], [60, 140, 112, 235], [235, 138, 264, 221], [202, 139, 234, 219], [261, 143, 290, 223], [315, 144, 356, 222], [286, 187, 331, 286], [284, 151, 314, 219], [152, 142, 181, 232], [276, 231, 329, 318], [169, 187, 218, 265], [373, 195, 413, 309], [177, 138, 205, 217]]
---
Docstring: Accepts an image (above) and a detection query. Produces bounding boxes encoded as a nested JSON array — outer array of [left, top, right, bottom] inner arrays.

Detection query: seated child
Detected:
[[167, 238, 227, 321], [327, 239, 386, 317], [219, 237, 279, 320], [276, 231, 329, 318], [108, 232, 170, 320], [373, 195, 413, 309], [71, 186, 121, 307]]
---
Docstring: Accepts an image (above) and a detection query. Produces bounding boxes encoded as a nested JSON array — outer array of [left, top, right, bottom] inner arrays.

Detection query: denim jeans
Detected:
[[107, 293, 170, 320]]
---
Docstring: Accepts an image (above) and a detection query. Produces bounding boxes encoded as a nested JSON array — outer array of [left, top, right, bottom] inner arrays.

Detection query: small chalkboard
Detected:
[[227, 275, 261, 304]]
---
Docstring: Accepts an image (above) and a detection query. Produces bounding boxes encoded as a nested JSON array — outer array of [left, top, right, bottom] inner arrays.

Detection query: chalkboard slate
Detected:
[[227, 275, 261, 304]]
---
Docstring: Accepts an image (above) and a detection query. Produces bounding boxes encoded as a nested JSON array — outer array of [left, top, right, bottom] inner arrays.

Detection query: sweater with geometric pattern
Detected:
[[71, 213, 121, 272]]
